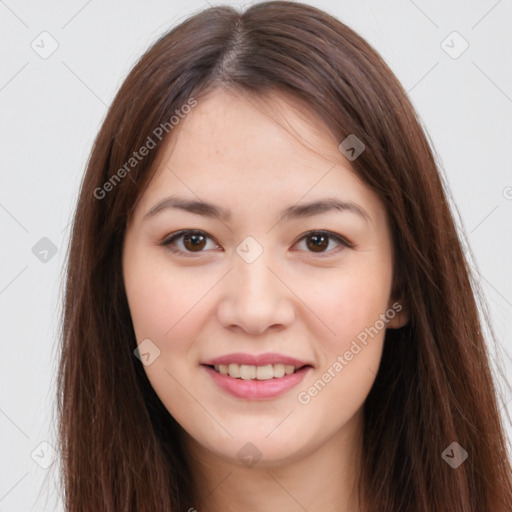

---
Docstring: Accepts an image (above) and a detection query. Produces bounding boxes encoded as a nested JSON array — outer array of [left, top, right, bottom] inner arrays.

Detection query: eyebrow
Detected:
[[143, 196, 370, 223]]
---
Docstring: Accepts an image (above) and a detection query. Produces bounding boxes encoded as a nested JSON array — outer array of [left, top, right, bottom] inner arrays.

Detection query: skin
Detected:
[[122, 88, 408, 512]]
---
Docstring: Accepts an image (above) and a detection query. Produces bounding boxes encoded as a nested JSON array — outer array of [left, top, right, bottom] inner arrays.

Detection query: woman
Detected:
[[56, 1, 512, 510]]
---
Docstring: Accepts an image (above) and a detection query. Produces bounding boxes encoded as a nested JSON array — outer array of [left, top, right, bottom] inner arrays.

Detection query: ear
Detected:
[[385, 298, 409, 329], [387, 266, 409, 328]]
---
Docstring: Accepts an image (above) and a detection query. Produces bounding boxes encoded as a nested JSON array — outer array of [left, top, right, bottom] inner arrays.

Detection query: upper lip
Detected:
[[202, 353, 313, 368]]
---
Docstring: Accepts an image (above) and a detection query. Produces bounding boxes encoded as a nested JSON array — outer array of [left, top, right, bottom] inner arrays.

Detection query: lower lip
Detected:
[[202, 365, 312, 400]]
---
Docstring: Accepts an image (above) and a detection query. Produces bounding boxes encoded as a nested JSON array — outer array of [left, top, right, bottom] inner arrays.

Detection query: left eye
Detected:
[[161, 229, 352, 256], [294, 230, 352, 254]]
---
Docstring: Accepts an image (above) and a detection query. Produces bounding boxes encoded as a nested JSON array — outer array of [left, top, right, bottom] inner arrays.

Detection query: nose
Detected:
[[216, 249, 295, 335]]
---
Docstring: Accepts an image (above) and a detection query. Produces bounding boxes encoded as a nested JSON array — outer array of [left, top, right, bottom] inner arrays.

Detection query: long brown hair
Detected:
[[56, 2, 512, 510]]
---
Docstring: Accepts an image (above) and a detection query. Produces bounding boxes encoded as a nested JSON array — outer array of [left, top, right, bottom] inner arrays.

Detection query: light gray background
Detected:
[[1, 0, 511, 510]]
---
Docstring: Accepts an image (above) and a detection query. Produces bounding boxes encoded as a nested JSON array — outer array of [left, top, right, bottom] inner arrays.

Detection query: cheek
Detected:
[[300, 265, 393, 346], [295, 275, 390, 418], [311, 268, 392, 407], [123, 260, 213, 428], [124, 255, 209, 345]]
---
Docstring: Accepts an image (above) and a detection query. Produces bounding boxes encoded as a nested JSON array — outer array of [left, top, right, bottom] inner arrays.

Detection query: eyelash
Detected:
[[160, 229, 353, 257]]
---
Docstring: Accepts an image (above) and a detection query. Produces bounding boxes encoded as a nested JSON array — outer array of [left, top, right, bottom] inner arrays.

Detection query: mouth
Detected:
[[204, 363, 312, 381], [200, 353, 314, 399], [201, 363, 313, 400]]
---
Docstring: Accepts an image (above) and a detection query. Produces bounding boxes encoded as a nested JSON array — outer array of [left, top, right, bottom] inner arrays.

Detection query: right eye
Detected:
[[161, 230, 221, 256]]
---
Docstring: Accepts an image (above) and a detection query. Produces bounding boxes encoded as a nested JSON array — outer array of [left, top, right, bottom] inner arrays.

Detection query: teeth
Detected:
[[256, 365, 273, 380], [212, 363, 300, 380], [273, 364, 286, 378], [240, 364, 256, 380], [228, 363, 240, 378]]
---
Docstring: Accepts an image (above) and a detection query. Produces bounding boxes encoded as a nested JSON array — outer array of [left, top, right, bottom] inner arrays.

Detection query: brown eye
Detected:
[[182, 232, 207, 251], [306, 233, 329, 252], [162, 229, 352, 257], [295, 230, 352, 255], [162, 230, 219, 255]]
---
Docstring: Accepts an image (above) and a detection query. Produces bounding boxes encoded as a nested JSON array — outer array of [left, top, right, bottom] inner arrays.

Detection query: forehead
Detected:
[[133, 88, 382, 222], [177, 87, 338, 153]]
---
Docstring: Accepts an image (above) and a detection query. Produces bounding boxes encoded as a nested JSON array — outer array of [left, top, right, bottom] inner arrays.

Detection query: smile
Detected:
[[202, 364, 313, 400], [211, 363, 303, 380]]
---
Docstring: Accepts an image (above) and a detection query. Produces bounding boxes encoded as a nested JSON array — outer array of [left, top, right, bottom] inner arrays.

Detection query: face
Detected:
[[122, 88, 406, 468]]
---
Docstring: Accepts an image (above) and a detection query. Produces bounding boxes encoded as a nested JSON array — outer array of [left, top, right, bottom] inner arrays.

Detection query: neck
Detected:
[[181, 408, 365, 512]]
